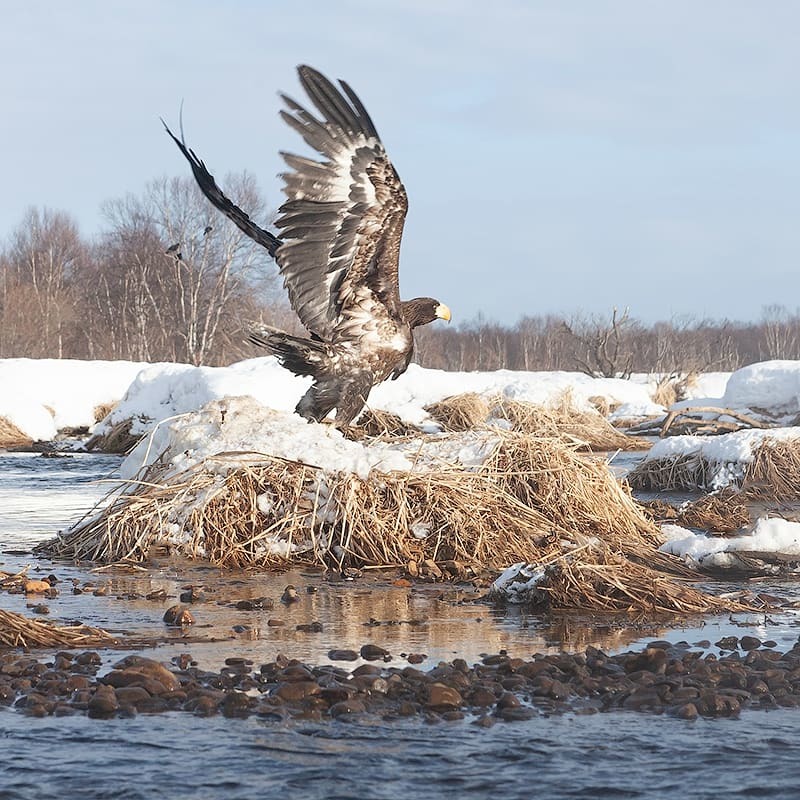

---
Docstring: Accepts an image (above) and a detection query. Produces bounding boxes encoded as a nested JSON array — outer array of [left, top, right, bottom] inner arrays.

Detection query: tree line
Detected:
[[1, 175, 797, 376]]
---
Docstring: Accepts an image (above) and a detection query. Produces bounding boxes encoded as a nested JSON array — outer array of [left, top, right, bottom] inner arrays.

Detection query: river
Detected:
[[1, 452, 799, 800]]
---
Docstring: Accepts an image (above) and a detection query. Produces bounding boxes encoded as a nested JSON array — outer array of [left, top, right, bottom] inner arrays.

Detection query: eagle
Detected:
[[164, 65, 451, 427]]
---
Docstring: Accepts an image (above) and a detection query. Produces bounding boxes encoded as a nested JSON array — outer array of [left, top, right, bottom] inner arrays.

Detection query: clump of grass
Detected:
[[0, 417, 32, 449], [39, 429, 743, 615], [0, 609, 114, 649], [425, 393, 490, 431]]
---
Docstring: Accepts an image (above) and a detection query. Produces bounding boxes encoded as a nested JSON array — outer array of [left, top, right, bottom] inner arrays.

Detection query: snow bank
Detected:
[[120, 395, 508, 482], [661, 518, 800, 572], [98, 358, 663, 438], [0, 358, 151, 441], [641, 427, 800, 489], [722, 361, 800, 417], [669, 361, 800, 422]]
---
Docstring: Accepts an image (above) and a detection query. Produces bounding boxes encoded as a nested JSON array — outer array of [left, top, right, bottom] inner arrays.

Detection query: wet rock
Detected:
[[114, 686, 152, 707], [267, 619, 285, 627], [497, 706, 536, 721], [179, 586, 206, 604], [671, 702, 699, 720], [88, 685, 119, 718], [163, 605, 194, 626], [426, 683, 462, 710], [30, 604, 49, 615], [235, 597, 273, 611], [329, 698, 366, 717], [296, 622, 323, 633], [275, 681, 321, 702], [328, 649, 359, 662], [281, 585, 300, 604], [360, 644, 390, 661], [740, 636, 762, 651], [107, 656, 180, 693]]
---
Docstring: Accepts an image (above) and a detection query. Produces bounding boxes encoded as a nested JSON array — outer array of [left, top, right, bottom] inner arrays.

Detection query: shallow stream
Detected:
[[1, 452, 800, 799]]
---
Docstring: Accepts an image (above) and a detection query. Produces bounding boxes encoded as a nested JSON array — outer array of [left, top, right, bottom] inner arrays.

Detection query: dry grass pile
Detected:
[[640, 491, 751, 534], [0, 609, 114, 649], [742, 439, 800, 501], [0, 417, 33, 449], [425, 393, 490, 431], [85, 418, 143, 454], [651, 372, 699, 408], [493, 393, 649, 452], [628, 452, 714, 492], [93, 402, 116, 424], [629, 437, 800, 499], [356, 408, 419, 439], [39, 430, 743, 615], [676, 490, 751, 534], [425, 391, 646, 452]]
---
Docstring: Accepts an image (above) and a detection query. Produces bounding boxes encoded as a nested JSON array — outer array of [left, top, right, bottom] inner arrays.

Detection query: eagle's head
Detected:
[[404, 297, 451, 329]]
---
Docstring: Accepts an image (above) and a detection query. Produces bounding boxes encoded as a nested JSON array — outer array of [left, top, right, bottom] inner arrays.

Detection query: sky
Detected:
[[1, 0, 800, 326]]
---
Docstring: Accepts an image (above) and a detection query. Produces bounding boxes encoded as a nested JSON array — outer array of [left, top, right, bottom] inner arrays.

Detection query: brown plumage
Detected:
[[165, 65, 450, 426]]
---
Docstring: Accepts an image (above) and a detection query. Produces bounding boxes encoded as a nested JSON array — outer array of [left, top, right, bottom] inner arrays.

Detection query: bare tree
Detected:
[[80, 174, 284, 365], [562, 307, 637, 378], [0, 208, 86, 358]]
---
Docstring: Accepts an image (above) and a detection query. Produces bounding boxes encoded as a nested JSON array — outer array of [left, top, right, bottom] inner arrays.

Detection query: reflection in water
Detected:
[[2, 452, 800, 799]]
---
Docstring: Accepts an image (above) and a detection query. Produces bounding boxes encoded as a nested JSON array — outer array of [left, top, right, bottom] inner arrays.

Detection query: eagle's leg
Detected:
[[295, 380, 339, 423], [334, 372, 373, 428]]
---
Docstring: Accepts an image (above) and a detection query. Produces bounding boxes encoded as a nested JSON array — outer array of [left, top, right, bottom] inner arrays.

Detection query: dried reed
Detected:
[[39, 430, 742, 615], [0, 417, 33, 449], [425, 393, 490, 431], [0, 609, 114, 649], [629, 437, 800, 500]]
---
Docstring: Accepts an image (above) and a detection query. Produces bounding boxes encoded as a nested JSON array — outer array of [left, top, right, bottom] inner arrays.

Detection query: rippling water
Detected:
[[2, 453, 800, 800]]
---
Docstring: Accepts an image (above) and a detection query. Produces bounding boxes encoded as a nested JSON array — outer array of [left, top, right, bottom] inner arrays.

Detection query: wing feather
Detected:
[[275, 65, 409, 339], [162, 121, 282, 258]]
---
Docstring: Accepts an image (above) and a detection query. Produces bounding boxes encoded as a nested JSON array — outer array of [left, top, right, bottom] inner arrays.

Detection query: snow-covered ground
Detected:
[[0, 358, 152, 440], [0, 356, 665, 442]]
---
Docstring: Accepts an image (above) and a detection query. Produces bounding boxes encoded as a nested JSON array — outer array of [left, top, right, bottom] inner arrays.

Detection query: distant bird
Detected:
[[203, 225, 213, 236], [164, 65, 450, 427], [165, 242, 183, 261]]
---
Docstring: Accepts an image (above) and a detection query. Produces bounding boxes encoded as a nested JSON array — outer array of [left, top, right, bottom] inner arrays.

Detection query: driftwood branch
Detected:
[[661, 406, 768, 438]]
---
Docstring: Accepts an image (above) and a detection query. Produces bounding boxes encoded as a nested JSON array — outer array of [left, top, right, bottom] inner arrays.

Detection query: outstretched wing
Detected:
[[275, 65, 409, 340], [162, 121, 282, 258]]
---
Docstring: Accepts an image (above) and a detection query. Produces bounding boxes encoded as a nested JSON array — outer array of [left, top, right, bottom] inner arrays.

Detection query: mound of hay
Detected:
[[493, 393, 649, 452], [425, 393, 491, 432], [356, 408, 419, 438], [40, 426, 739, 615], [93, 402, 116, 424], [640, 491, 750, 534], [0, 609, 114, 649], [629, 434, 800, 500], [425, 391, 647, 452], [0, 417, 33, 449]]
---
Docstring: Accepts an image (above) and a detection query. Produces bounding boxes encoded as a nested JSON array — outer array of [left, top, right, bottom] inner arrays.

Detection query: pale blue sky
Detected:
[[2, 1, 799, 324]]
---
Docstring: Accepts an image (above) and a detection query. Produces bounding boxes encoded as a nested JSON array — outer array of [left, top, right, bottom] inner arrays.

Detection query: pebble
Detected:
[[163, 605, 194, 626], [4, 638, 800, 724]]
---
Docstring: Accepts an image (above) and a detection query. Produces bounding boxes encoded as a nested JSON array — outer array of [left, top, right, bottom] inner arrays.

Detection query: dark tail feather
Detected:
[[247, 323, 327, 377], [162, 119, 283, 258]]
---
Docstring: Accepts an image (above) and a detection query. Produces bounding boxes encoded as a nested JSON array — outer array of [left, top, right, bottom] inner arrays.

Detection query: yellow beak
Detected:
[[436, 303, 452, 322]]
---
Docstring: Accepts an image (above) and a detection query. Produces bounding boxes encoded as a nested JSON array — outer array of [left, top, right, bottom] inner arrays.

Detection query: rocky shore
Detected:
[[3, 634, 800, 724]]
